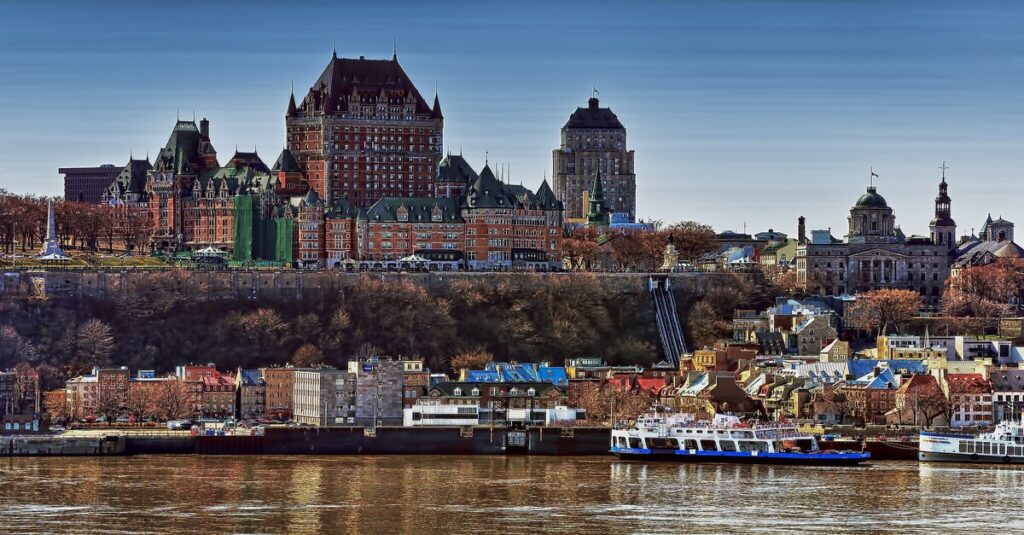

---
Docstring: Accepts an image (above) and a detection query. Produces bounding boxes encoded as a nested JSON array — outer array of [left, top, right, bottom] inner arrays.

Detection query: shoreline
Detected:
[[2, 426, 920, 460]]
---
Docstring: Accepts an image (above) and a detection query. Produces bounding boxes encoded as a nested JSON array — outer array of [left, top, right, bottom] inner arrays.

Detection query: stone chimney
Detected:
[[200, 117, 210, 139], [798, 216, 807, 245]]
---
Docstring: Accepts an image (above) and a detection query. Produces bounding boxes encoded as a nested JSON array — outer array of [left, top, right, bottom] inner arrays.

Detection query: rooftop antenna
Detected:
[[939, 161, 949, 181], [485, 150, 488, 166]]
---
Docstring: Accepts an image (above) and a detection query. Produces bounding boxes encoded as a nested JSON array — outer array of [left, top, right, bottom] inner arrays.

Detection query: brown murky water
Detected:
[[0, 456, 1021, 533]]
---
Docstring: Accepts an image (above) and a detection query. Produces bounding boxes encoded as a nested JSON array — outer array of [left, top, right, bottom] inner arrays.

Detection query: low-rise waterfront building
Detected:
[[261, 366, 295, 420], [201, 374, 236, 419], [293, 368, 356, 426], [350, 358, 404, 426], [425, 381, 569, 425], [236, 369, 266, 420], [944, 373, 993, 427]]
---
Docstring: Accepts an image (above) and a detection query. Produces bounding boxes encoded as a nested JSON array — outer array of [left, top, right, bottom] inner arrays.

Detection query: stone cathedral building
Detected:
[[552, 96, 636, 222], [795, 176, 952, 306]]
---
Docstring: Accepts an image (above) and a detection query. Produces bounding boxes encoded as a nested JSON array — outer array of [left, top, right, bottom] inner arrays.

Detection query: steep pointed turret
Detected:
[[287, 91, 297, 118], [535, 179, 561, 210], [432, 90, 443, 119], [586, 171, 609, 226]]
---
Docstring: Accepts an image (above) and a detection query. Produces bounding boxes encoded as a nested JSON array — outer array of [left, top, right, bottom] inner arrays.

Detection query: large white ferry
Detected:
[[920, 418, 1024, 464], [610, 413, 870, 466]]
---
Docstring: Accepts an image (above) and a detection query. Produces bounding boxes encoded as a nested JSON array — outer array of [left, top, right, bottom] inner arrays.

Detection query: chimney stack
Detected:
[[200, 117, 210, 139], [798, 216, 807, 244]]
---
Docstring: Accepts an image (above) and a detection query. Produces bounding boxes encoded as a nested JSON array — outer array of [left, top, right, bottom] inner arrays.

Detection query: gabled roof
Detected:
[[225, 151, 270, 174], [153, 120, 208, 174], [438, 154, 479, 184], [466, 164, 515, 209], [298, 55, 433, 116], [535, 179, 562, 210], [851, 368, 899, 389], [108, 157, 153, 196], [271, 148, 302, 173], [429, 381, 564, 397], [365, 196, 463, 223], [990, 370, 1024, 391], [239, 369, 265, 386], [946, 373, 991, 394], [564, 97, 624, 130]]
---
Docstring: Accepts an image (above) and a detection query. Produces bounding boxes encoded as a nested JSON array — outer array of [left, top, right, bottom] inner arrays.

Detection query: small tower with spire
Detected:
[[287, 82, 297, 118], [586, 171, 610, 227], [929, 161, 956, 249]]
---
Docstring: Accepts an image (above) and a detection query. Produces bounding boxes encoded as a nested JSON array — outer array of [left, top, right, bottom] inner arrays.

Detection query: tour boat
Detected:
[[919, 418, 1024, 464], [610, 413, 870, 466]]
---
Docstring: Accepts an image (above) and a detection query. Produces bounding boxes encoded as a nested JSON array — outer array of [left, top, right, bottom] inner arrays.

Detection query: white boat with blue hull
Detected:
[[920, 418, 1024, 464], [611, 414, 870, 466]]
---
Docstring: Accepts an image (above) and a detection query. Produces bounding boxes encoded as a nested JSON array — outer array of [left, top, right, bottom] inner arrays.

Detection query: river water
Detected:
[[1, 456, 1021, 534]]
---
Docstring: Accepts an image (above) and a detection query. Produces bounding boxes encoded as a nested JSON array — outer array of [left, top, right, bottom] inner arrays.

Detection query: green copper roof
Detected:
[[855, 186, 888, 208]]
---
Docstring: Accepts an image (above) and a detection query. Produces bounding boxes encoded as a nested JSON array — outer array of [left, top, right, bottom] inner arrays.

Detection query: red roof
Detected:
[[947, 373, 991, 393], [636, 378, 666, 393]]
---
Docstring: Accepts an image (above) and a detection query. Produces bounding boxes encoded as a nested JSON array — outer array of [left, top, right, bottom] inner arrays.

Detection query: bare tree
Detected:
[[94, 378, 126, 423], [75, 319, 114, 369], [574, 381, 652, 426], [292, 343, 325, 368], [43, 390, 71, 426], [846, 289, 923, 336], [125, 383, 153, 421], [151, 380, 195, 421], [13, 363, 40, 413]]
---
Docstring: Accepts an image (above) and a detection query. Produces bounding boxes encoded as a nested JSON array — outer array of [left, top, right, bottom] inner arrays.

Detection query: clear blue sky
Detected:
[[1, 0, 1021, 237]]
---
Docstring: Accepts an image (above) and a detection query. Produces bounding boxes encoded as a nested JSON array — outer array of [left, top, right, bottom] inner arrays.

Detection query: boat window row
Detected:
[[958, 440, 1023, 457], [614, 436, 769, 453], [669, 428, 755, 439]]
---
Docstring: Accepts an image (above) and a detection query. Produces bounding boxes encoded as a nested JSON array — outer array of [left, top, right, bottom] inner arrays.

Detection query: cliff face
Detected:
[[0, 271, 764, 382]]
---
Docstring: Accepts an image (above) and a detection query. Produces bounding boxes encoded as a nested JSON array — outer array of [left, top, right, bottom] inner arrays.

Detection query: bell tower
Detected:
[[929, 162, 956, 249]]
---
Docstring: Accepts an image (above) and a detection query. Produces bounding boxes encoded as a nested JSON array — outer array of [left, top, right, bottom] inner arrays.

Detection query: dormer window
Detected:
[[453, 388, 462, 396], [527, 388, 536, 396], [509, 388, 519, 396], [470, 388, 479, 396]]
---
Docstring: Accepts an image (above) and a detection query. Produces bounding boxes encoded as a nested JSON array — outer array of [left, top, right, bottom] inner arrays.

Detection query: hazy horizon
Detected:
[[0, 0, 1020, 237]]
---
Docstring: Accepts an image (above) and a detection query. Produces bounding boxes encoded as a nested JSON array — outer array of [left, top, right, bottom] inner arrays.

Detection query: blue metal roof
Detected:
[[240, 369, 264, 385], [465, 363, 567, 385]]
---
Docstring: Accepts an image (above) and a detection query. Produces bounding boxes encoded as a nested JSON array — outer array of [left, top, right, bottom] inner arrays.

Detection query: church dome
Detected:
[[855, 186, 888, 208]]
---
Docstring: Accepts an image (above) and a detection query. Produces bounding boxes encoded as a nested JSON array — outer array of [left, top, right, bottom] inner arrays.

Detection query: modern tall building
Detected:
[[552, 96, 636, 222], [286, 51, 444, 208], [60, 164, 122, 203]]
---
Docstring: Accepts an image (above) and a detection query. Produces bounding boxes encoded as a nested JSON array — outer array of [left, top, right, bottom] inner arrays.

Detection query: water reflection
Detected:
[[2, 457, 1024, 533]]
